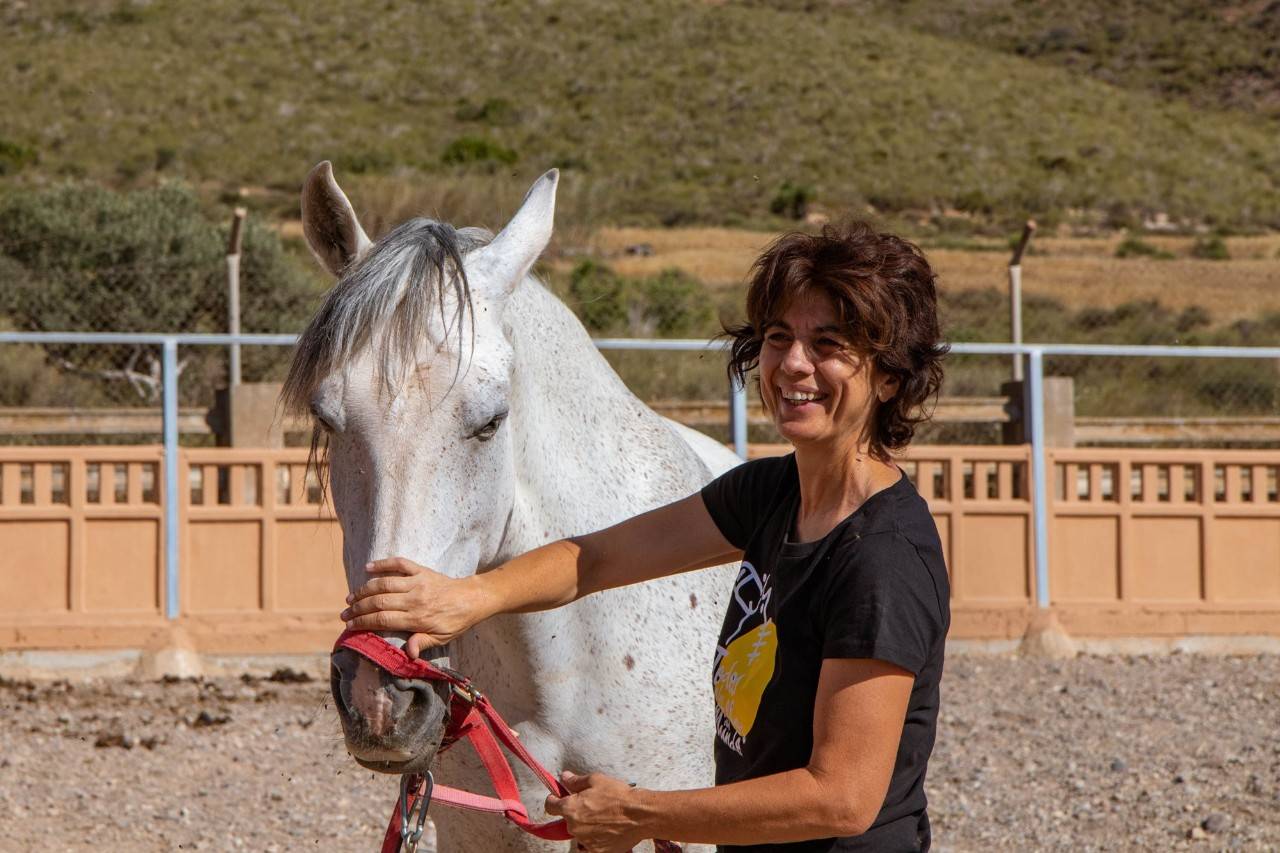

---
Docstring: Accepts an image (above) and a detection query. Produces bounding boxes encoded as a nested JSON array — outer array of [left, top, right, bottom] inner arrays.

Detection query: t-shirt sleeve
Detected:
[[818, 533, 946, 675], [699, 454, 793, 550]]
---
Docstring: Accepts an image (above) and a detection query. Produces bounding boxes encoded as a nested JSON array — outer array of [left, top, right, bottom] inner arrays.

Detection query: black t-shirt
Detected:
[[700, 454, 950, 853]]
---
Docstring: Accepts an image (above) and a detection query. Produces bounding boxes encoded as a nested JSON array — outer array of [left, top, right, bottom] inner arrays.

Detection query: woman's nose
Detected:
[[781, 340, 814, 375]]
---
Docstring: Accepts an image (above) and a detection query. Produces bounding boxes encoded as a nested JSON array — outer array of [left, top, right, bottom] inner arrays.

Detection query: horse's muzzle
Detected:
[[331, 646, 450, 773]]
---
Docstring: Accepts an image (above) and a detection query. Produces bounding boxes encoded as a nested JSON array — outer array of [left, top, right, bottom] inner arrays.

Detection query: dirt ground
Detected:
[[1, 652, 1278, 852]]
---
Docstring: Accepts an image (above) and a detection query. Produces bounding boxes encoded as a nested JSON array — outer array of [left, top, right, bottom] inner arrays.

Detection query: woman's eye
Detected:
[[471, 414, 506, 441], [765, 332, 789, 345]]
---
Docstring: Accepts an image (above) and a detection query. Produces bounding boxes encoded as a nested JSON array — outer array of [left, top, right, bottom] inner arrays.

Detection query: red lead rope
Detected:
[[334, 630, 682, 853]]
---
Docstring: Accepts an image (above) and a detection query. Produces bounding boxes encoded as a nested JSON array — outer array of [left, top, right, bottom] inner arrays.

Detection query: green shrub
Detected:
[[1115, 237, 1173, 259], [1174, 305, 1211, 333], [333, 149, 395, 175], [954, 189, 994, 215], [441, 136, 518, 169], [636, 268, 713, 337], [454, 98, 518, 126], [154, 146, 178, 172], [565, 261, 714, 337], [769, 181, 813, 220], [567, 260, 628, 333], [0, 139, 37, 176], [1191, 235, 1230, 260], [0, 184, 322, 402]]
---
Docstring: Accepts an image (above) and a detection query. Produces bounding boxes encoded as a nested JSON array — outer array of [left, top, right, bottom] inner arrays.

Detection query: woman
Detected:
[[341, 221, 950, 852]]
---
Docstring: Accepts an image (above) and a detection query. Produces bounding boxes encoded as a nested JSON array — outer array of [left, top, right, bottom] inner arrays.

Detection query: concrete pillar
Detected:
[[211, 383, 285, 448], [1001, 376, 1075, 447]]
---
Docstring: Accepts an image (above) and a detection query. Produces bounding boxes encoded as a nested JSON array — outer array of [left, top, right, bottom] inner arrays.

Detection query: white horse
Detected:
[[284, 162, 739, 852]]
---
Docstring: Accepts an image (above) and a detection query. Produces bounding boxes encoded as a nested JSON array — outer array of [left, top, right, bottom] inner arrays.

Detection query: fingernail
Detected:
[[340, 610, 350, 621], [345, 593, 353, 604], [365, 561, 374, 569]]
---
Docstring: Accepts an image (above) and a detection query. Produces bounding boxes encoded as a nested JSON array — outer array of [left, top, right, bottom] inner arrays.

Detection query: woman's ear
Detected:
[[877, 375, 901, 403]]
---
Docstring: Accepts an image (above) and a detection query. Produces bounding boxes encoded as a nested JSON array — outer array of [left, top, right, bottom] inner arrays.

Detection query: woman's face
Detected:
[[758, 290, 897, 449]]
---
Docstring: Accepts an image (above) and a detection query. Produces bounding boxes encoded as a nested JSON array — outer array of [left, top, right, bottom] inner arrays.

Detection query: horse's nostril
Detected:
[[391, 676, 434, 697]]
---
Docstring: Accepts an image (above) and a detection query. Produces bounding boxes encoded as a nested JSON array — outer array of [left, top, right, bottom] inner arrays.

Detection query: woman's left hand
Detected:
[[545, 770, 647, 853]]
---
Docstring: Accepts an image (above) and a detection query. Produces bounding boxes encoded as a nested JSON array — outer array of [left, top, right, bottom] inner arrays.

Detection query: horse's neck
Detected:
[[454, 278, 711, 711], [502, 277, 710, 554]]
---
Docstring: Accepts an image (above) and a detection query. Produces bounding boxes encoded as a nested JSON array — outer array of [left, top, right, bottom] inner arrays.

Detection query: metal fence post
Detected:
[[226, 207, 246, 387], [1008, 220, 1036, 382], [1027, 348, 1051, 609], [162, 338, 181, 619], [730, 378, 749, 461]]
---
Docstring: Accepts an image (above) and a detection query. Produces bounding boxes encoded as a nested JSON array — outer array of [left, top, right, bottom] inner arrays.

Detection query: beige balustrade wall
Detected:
[[2, 445, 1279, 652], [1, 447, 345, 653]]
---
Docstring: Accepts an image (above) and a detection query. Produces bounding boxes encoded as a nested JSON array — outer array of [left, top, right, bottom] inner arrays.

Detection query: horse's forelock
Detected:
[[281, 219, 493, 417]]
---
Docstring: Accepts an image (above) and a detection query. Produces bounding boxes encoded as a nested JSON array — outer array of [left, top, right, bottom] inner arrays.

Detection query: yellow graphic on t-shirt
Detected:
[[713, 620, 778, 738]]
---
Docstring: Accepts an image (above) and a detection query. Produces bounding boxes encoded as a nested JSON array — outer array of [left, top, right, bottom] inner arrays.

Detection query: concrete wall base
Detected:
[[8, 637, 1280, 679], [1018, 610, 1079, 659]]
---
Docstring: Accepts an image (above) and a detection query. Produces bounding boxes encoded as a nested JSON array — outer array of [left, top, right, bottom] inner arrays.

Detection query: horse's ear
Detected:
[[301, 161, 372, 278], [470, 169, 558, 301]]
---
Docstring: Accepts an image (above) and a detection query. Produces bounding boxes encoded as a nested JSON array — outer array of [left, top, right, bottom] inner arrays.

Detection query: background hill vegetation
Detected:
[[0, 0, 1276, 232], [1, 0, 1279, 439], [799, 0, 1280, 121]]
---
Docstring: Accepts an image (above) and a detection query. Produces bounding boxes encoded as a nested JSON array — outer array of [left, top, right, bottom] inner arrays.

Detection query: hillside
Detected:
[[0, 0, 1277, 230], [795, 0, 1280, 122]]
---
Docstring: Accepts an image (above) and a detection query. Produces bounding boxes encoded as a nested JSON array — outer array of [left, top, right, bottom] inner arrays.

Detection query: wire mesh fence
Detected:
[[0, 183, 327, 413]]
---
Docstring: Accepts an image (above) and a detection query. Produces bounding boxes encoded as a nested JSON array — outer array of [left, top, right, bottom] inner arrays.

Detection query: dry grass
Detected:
[[574, 228, 1280, 321]]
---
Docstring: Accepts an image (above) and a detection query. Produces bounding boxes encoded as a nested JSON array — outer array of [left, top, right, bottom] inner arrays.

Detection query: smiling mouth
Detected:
[[779, 389, 828, 407]]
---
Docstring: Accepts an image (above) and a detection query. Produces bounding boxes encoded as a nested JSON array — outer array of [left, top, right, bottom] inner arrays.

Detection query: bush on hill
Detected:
[[565, 261, 713, 337], [1191, 235, 1230, 261], [1115, 237, 1174, 259], [0, 184, 323, 405]]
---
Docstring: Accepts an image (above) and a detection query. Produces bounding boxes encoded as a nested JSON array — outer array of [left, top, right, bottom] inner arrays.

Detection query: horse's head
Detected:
[[284, 161, 558, 773]]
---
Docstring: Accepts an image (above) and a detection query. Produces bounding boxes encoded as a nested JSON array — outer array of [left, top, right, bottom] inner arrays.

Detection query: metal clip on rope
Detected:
[[399, 772, 433, 853]]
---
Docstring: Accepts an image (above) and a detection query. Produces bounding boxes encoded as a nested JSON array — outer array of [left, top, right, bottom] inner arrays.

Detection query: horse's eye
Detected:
[[471, 412, 507, 442], [309, 402, 336, 433]]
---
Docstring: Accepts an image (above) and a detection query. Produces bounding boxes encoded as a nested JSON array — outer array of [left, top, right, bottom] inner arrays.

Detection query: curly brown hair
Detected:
[[725, 221, 948, 457]]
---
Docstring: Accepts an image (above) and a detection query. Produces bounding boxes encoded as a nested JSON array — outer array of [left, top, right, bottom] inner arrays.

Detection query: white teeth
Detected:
[[782, 390, 822, 403]]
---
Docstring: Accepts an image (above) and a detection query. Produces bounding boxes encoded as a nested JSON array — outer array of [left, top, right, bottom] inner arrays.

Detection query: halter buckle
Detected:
[[451, 680, 483, 705]]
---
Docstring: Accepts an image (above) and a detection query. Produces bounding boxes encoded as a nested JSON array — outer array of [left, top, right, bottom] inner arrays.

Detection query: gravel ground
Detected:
[[1, 653, 1277, 852]]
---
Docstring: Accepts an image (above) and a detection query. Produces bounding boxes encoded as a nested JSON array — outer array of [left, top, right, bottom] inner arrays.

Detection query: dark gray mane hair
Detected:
[[282, 218, 492, 415]]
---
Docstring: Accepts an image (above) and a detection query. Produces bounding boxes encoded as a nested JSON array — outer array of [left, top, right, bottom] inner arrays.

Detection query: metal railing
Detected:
[[8, 331, 1280, 617]]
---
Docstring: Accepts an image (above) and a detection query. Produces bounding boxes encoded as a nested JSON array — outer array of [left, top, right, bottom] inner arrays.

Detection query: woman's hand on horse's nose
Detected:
[[544, 771, 646, 853], [339, 557, 479, 655]]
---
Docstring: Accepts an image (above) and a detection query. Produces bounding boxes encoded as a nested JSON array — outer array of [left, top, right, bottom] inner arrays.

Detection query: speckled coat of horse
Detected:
[[283, 163, 738, 852]]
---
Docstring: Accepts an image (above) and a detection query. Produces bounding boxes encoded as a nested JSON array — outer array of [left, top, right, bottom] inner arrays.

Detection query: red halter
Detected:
[[334, 630, 682, 853]]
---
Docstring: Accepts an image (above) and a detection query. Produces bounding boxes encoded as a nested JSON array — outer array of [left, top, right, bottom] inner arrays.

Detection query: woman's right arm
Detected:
[[341, 492, 741, 656]]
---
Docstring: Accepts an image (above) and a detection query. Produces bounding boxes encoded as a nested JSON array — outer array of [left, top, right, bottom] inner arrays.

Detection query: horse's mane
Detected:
[[281, 218, 492, 416]]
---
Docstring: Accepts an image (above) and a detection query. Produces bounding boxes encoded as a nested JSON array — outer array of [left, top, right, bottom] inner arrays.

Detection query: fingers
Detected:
[[560, 770, 592, 794], [346, 575, 412, 603], [405, 633, 431, 660], [343, 610, 415, 632], [544, 794, 564, 816], [341, 593, 409, 621], [365, 556, 424, 575]]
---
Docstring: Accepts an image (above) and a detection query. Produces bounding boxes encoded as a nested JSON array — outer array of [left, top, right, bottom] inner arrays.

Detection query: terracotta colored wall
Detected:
[[4, 445, 1280, 652], [1, 447, 346, 652]]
